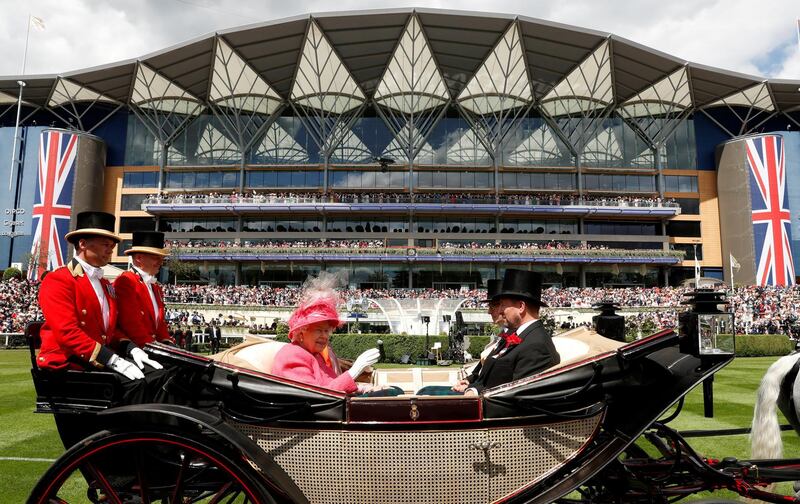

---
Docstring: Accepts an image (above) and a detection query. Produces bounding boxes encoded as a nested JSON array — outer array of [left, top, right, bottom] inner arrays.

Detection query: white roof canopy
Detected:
[[540, 40, 613, 117], [209, 38, 282, 115], [131, 63, 203, 116], [458, 22, 532, 114], [290, 19, 365, 114], [373, 15, 449, 114]]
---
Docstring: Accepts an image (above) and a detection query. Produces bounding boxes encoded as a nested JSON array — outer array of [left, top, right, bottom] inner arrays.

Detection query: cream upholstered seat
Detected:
[[548, 327, 625, 370], [210, 339, 287, 373]]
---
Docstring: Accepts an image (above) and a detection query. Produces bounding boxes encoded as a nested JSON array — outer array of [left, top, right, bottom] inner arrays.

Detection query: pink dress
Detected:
[[271, 343, 357, 393]]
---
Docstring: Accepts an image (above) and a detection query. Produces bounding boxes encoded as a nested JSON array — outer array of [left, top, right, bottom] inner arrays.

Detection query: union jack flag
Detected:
[[746, 135, 795, 287], [28, 130, 77, 280]]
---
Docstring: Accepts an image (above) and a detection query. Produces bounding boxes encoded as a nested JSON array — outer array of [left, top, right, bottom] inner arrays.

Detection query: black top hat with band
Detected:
[[125, 231, 169, 257], [481, 279, 503, 302], [65, 211, 120, 245], [492, 269, 548, 307]]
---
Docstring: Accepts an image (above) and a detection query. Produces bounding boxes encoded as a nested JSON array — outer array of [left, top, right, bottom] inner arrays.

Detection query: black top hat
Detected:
[[481, 279, 503, 302], [65, 211, 120, 245], [125, 231, 169, 257], [492, 269, 548, 307], [592, 299, 621, 314]]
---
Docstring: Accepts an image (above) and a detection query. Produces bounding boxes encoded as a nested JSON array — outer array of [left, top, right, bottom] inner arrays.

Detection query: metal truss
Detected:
[[617, 66, 693, 164], [46, 77, 123, 133], [456, 20, 533, 160], [253, 120, 309, 164], [129, 62, 204, 188], [700, 82, 777, 137], [289, 19, 366, 162], [373, 14, 450, 166], [207, 37, 284, 162], [505, 122, 570, 166], [538, 39, 615, 163]]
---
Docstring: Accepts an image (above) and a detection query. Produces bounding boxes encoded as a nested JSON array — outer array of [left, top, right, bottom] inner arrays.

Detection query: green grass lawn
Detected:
[[2, 349, 799, 502]]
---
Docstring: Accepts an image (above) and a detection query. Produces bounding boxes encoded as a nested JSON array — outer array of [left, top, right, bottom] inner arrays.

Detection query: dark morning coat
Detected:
[[469, 320, 559, 393]]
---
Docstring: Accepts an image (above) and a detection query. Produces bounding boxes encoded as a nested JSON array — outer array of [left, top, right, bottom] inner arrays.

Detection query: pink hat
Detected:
[[287, 274, 343, 339]]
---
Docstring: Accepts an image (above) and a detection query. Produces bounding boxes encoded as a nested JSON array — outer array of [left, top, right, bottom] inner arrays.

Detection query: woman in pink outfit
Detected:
[[271, 275, 380, 394]]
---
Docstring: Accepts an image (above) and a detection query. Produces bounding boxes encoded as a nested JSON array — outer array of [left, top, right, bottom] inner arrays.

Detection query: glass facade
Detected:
[[664, 175, 698, 193], [122, 111, 698, 171]]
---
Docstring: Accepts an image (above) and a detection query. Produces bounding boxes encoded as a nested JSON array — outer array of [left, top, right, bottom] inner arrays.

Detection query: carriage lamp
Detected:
[[592, 299, 625, 341], [678, 289, 735, 358], [678, 289, 735, 418]]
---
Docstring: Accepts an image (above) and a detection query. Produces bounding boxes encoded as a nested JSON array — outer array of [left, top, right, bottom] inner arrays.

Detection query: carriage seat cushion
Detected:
[[548, 327, 625, 371], [209, 339, 286, 374]]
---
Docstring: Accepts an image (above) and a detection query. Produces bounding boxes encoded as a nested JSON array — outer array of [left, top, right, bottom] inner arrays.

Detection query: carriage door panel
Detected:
[[486, 416, 604, 501], [341, 429, 490, 504]]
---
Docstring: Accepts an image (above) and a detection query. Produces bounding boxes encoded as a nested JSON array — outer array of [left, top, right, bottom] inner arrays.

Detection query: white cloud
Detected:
[[0, 0, 798, 82]]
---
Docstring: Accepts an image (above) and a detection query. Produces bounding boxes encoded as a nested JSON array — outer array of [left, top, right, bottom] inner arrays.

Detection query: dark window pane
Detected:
[[277, 171, 292, 187], [120, 194, 147, 211], [195, 171, 210, 188], [120, 217, 156, 233], [675, 198, 700, 214], [666, 221, 701, 237], [223, 171, 238, 187], [209, 172, 223, 188]]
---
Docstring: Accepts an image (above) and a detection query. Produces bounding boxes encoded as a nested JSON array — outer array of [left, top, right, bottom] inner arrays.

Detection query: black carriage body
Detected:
[[30, 328, 733, 504]]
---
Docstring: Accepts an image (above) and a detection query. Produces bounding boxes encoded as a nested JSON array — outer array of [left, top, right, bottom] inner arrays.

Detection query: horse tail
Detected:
[[751, 353, 800, 459]]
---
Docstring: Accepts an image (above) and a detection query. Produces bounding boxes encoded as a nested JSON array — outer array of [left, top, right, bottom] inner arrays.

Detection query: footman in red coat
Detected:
[[37, 212, 161, 379], [114, 231, 174, 348]]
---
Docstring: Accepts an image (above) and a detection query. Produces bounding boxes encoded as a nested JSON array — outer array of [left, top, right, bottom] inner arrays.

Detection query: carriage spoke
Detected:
[[206, 482, 234, 504], [82, 461, 123, 504], [135, 450, 152, 504], [169, 451, 191, 503]]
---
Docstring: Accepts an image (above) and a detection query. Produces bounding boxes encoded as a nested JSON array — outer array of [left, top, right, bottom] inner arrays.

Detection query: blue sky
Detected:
[[0, 0, 797, 80]]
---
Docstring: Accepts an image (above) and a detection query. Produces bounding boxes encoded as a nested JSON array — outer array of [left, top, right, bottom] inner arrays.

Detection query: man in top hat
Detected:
[[451, 279, 507, 393], [464, 268, 560, 395], [113, 231, 174, 348], [37, 211, 162, 380]]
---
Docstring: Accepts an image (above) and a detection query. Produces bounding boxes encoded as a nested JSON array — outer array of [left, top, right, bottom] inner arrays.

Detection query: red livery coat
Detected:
[[113, 270, 172, 347], [37, 260, 126, 370]]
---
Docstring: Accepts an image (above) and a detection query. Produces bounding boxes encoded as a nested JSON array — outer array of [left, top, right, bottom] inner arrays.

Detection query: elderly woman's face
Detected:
[[295, 321, 336, 354]]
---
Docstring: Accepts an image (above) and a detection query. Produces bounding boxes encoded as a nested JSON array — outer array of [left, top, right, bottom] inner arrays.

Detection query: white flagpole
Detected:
[[8, 15, 33, 191], [730, 253, 734, 289]]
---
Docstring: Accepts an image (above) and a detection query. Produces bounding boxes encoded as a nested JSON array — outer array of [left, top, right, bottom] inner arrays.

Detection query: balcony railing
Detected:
[[142, 193, 680, 209], [169, 245, 684, 263]]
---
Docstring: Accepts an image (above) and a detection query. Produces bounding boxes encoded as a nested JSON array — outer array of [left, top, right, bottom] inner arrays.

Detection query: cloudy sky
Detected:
[[0, 0, 798, 80]]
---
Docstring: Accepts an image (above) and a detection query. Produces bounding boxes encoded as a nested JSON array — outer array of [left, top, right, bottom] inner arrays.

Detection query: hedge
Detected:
[[327, 334, 449, 362], [733, 334, 795, 357]]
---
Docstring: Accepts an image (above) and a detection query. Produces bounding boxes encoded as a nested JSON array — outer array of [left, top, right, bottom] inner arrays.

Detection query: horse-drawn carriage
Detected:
[[24, 292, 800, 503]]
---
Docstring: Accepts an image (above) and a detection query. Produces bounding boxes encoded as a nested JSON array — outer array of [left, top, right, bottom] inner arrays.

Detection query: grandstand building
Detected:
[[1, 9, 799, 289]]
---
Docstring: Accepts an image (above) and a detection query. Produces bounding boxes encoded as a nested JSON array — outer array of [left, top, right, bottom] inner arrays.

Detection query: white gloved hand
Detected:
[[130, 347, 163, 370], [347, 348, 381, 380], [107, 354, 145, 380]]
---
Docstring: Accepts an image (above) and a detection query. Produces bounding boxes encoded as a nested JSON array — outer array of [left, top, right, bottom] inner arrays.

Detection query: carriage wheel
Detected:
[[28, 427, 277, 504]]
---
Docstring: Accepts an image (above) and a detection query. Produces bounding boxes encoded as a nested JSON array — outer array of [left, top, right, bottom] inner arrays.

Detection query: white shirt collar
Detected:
[[74, 256, 103, 280], [132, 264, 156, 285], [513, 317, 538, 336]]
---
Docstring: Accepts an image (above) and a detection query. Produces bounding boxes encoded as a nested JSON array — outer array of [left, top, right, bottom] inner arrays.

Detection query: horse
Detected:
[[751, 352, 800, 462]]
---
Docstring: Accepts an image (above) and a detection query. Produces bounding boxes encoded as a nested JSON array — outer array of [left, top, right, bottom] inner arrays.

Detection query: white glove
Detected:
[[130, 347, 164, 370], [347, 348, 380, 380], [107, 354, 145, 380]]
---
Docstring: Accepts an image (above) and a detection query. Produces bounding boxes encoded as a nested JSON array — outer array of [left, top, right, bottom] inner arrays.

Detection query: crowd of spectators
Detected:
[[3, 277, 800, 336], [0, 279, 41, 334], [144, 191, 677, 208], [165, 239, 617, 254]]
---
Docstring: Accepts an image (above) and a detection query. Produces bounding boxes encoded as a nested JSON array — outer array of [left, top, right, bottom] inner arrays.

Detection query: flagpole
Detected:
[[8, 14, 32, 191], [730, 254, 734, 289]]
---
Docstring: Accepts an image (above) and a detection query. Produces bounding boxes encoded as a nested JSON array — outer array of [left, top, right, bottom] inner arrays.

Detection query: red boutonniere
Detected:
[[505, 333, 522, 346]]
